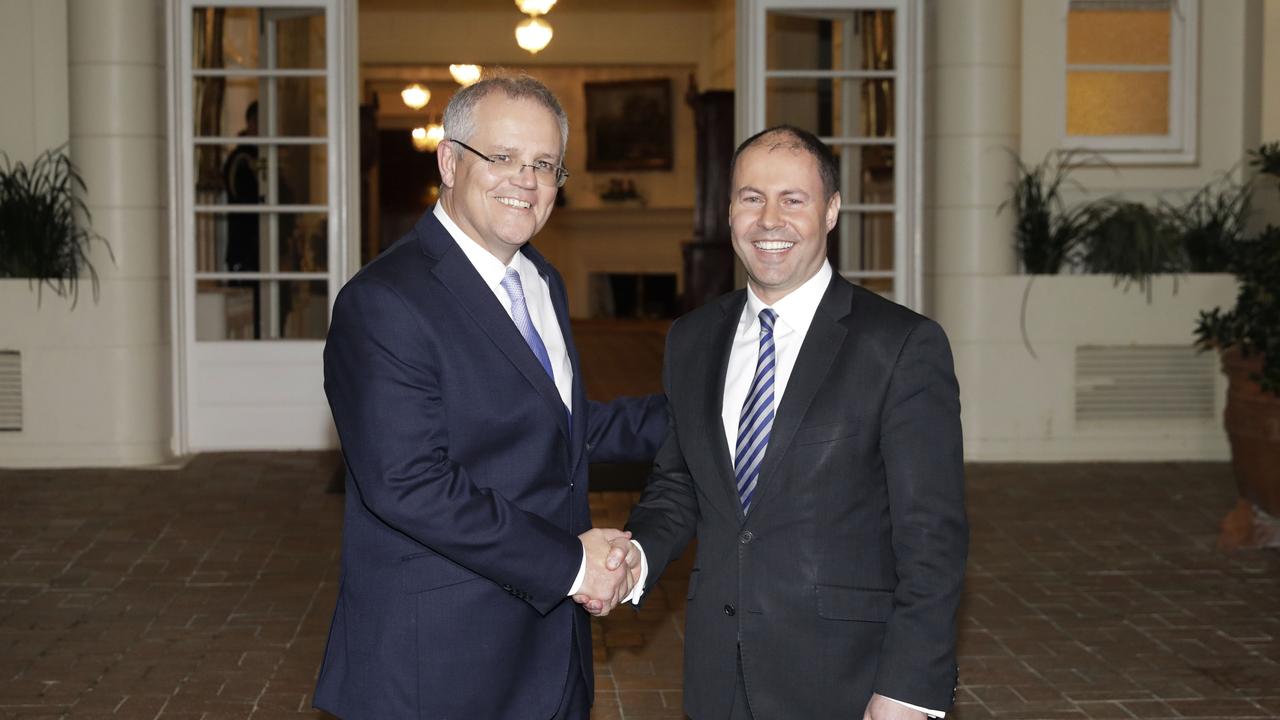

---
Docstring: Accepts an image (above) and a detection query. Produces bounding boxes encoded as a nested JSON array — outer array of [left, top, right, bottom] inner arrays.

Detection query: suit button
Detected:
[[723, 604, 735, 616], [739, 530, 753, 544]]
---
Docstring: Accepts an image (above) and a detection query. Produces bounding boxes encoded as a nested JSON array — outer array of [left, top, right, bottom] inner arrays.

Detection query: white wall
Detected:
[[0, 0, 69, 162], [0, 0, 171, 467]]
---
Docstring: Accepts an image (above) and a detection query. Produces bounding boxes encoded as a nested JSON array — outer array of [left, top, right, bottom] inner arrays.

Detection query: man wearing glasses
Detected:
[[315, 74, 666, 720]]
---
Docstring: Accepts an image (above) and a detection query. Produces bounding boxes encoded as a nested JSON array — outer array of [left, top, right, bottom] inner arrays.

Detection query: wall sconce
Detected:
[[515, 0, 556, 13], [449, 64, 482, 86], [401, 83, 430, 110]]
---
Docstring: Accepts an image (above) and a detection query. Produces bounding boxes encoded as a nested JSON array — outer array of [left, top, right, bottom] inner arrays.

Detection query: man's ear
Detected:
[[825, 191, 841, 233], [437, 139, 457, 188]]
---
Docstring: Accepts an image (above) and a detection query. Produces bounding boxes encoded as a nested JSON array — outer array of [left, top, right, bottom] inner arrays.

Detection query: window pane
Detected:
[[1067, 9, 1170, 66], [837, 212, 895, 274], [767, 10, 894, 71], [196, 279, 328, 341], [196, 213, 329, 273], [1067, 71, 1170, 136], [194, 78, 326, 138], [193, 144, 328, 206], [766, 78, 894, 138], [834, 145, 895, 205], [192, 8, 325, 70]]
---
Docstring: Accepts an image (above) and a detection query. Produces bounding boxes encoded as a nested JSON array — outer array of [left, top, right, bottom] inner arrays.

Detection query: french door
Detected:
[[738, 0, 922, 309], [170, 0, 351, 451]]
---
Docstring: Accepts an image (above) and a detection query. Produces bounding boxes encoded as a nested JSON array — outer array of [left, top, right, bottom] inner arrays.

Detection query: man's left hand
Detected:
[[863, 694, 928, 720]]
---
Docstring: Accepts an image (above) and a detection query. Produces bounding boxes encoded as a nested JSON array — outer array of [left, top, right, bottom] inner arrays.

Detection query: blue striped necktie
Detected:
[[735, 308, 776, 513], [500, 268, 555, 381]]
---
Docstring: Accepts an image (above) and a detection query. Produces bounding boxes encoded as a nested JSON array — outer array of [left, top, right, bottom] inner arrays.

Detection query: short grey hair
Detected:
[[441, 71, 569, 157]]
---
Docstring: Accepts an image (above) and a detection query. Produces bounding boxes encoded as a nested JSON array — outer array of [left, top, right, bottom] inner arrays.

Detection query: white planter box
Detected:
[[0, 279, 171, 467], [937, 273, 1239, 461]]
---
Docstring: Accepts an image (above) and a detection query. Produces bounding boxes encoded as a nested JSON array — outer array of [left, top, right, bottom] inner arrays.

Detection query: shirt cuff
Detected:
[[884, 696, 944, 718], [622, 540, 649, 605], [567, 545, 586, 596]]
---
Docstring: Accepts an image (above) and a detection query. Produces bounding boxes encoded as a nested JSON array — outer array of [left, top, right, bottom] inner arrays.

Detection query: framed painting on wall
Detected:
[[584, 78, 673, 171]]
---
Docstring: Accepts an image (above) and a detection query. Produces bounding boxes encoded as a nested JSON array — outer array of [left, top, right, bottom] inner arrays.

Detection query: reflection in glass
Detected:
[[766, 10, 894, 72], [192, 7, 325, 69], [834, 145, 895, 205], [838, 211, 894, 275], [766, 78, 894, 138], [193, 144, 327, 207], [196, 213, 329, 273], [196, 279, 328, 341]]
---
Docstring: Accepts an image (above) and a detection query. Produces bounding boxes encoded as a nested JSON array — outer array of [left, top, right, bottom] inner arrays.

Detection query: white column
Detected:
[[65, 0, 170, 464], [923, 0, 1020, 459]]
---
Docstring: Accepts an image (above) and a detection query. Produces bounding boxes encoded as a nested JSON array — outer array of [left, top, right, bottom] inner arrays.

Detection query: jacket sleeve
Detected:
[[325, 276, 581, 615], [584, 393, 668, 464], [873, 318, 968, 711], [621, 320, 700, 601]]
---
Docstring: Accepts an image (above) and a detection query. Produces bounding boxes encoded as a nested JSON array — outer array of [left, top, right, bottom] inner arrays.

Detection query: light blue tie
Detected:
[[500, 268, 555, 381], [735, 308, 776, 513]]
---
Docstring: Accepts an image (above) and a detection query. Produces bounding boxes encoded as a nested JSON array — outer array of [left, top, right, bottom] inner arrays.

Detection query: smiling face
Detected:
[[437, 94, 563, 264], [729, 138, 840, 305]]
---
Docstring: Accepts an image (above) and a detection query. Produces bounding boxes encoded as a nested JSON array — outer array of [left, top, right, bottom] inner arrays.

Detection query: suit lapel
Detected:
[[703, 291, 748, 520], [420, 215, 571, 440], [746, 277, 852, 518]]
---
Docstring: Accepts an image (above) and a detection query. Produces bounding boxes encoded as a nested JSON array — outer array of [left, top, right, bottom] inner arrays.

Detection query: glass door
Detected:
[[173, 1, 348, 450], [739, 0, 922, 309]]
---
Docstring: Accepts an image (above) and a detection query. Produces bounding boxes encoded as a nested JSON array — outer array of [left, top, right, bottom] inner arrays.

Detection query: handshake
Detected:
[[573, 528, 642, 616]]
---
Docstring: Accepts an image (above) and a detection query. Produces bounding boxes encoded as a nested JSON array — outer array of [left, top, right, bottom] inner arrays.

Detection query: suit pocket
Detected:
[[815, 584, 894, 622], [400, 550, 481, 594], [686, 569, 701, 600], [794, 421, 859, 446]]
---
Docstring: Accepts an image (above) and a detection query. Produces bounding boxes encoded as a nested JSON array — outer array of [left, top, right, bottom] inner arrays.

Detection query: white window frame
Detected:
[[1061, 0, 1198, 165], [737, 0, 924, 311]]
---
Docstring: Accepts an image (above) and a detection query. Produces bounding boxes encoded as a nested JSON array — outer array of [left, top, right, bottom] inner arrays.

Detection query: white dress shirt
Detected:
[[631, 261, 943, 718]]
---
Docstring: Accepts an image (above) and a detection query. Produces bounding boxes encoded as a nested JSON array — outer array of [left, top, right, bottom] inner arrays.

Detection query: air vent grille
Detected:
[[0, 351, 20, 431], [1075, 345, 1215, 422]]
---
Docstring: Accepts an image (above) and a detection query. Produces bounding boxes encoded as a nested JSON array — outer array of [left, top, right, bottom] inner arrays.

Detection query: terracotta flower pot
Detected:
[[1221, 348, 1280, 516]]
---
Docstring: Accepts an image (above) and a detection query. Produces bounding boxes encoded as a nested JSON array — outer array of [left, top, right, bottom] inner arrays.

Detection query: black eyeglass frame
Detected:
[[449, 139, 570, 188]]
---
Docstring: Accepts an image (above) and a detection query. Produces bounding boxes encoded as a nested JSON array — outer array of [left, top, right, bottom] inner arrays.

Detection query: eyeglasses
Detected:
[[449, 139, 570, 188]]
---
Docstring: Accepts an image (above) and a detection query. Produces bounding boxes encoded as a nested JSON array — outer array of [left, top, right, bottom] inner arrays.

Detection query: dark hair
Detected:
[[246, 101, 258, 124], [729, 125, 839, 200]]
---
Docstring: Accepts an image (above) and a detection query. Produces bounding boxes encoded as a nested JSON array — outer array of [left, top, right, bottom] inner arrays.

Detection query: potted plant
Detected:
[[1195, 142, 1280, 549], [0, 146, 111, 307]]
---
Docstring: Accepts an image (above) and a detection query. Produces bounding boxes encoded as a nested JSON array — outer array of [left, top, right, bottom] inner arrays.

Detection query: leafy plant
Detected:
[[1082, 201, 1185, 300], [1000, 150, 1108, 274], [1161, 175, 1250, 273], [0, 147, 112, 307], [1196, 143, 1280, 395]]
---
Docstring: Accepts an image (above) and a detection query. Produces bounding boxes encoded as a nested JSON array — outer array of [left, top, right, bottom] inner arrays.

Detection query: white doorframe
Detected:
[[736, 0, 924, 311], [166, 0, 354, 454]]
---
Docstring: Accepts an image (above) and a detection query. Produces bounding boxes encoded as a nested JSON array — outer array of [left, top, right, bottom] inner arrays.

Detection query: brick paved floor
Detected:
[[1, 456, 1278, 719]]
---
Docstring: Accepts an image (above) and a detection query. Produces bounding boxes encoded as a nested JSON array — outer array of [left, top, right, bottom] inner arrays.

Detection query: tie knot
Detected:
[[500, 267, 525, 302], [759, 308, 776, 333]]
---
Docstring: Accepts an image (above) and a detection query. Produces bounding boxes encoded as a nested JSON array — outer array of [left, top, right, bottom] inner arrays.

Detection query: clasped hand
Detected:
[[573, 528, 642, 616]]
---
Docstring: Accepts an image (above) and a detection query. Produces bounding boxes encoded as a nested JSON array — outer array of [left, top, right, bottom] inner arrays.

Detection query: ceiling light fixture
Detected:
[[515, 0, 556, 14], [515, 17, 553, 54], [449, 64, 482, 86], [400, 83, 430, 110]]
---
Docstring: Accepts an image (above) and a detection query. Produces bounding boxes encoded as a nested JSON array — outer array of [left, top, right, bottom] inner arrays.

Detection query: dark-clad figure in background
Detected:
[[314, 74, 666, 720], [223, 100, 260, 337], [606, 125, 968, 720]]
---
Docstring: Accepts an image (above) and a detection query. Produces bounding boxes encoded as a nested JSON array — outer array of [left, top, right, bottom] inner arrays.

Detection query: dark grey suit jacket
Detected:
[[626, 274, 967, 719]]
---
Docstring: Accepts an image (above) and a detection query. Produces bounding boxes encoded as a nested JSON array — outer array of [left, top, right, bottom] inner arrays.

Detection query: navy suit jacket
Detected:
[[315, 209, 666, 719]]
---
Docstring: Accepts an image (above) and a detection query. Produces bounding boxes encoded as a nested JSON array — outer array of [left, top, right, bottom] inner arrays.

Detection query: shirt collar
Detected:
[[742, 261, 833, 338], [433, 202, 536, 290]]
